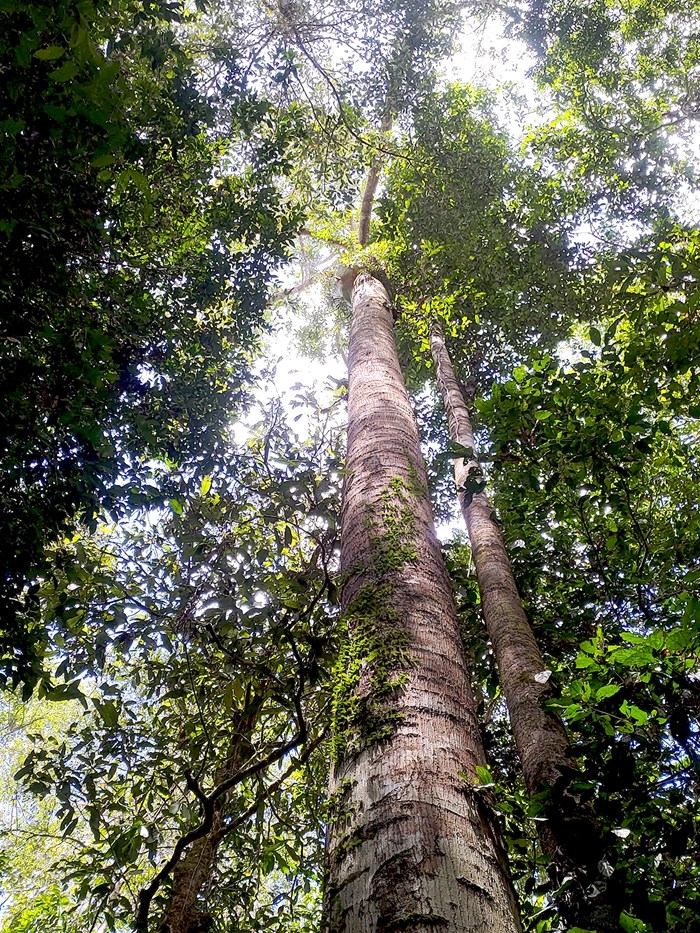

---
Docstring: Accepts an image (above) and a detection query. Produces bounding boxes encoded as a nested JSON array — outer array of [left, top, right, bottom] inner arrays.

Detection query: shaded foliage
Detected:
[[0, 0, 306, 686], [2, 386, 343, 931], [466, 229, 700, 930]]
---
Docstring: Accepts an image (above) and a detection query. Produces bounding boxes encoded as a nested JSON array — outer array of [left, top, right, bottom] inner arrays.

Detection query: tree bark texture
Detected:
[[323, 274, 522, 933], [428, 323, 612, 901], [160, 807, 226, 933]]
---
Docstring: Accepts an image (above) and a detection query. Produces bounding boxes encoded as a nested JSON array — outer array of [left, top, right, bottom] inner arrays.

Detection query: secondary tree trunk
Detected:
[[160, 805, 228, 933], [429, 323, 610, 920], [429, 321, 573, 802], [158, 714, 256, 933], [323, 273, 522, 933]]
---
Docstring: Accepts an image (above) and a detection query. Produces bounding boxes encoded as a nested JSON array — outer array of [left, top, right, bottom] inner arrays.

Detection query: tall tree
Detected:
[[4, 3, 700, 932], [429, 321, 613, 929], [325, 271, 522, 932], [479, 236, 700, 929]]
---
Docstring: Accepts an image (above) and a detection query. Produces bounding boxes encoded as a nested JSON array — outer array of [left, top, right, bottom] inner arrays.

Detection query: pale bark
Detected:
[[357, 112, 392, 247], [428, 323, 608, 901], [324, 274, 522, 933]]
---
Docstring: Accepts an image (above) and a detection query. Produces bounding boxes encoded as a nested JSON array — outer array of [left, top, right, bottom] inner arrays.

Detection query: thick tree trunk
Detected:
[[428, 323, 611, 923], [323, 274, 522, 933]]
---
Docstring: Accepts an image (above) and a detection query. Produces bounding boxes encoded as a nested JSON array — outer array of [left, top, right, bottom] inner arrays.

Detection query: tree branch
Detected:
[[134, 724, 308, 931], [358, 109, 393, 246]]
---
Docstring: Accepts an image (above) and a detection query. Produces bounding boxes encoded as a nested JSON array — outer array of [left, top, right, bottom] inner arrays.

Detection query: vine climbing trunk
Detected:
[[323, 273, 522, 933], [429, 322, 609, 923]]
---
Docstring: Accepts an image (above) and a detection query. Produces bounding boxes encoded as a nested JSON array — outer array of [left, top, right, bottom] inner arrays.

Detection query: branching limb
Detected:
[[134, 723, 308, 930]]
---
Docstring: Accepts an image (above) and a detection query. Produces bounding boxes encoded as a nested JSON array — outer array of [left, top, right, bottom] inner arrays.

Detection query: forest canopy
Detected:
[[0, 1, 699, 932]]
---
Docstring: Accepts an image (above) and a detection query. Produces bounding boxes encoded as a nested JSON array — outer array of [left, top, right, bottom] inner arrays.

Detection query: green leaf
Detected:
[[589, 326, 602, 346], [474, 765, 493, 786], [596, 684, 620, 700], [200, 475, 212, 496], [620, 700, 649, 725], [91, 154, 116, 168], [0, 117, 26, 135], [619, 912, 649, 932], [49, 61, 79, 82], [34, 46, 66, 60], [93, 699, 119, 727]]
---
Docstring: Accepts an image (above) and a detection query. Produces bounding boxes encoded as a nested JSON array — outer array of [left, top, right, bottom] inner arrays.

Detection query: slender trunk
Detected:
[[430, 321, 572, 801], [158, 718, 255, 933], [429, 323, 610, 921], [358, 112, 392, 247], [160, 806, 228, 933], [323, 274, 522, 933]]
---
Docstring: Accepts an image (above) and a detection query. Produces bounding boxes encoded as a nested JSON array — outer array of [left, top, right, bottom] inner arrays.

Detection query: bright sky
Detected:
[[254, 11, 539, 419]]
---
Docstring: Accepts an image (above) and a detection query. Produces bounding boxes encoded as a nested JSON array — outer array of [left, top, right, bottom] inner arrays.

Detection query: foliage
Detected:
[[378, 83, 589, 393], [1, 386, 343, 931], [513, 0, 700, 226], [472, 228, 700, 929], [0, 0, 306, 686], [3, 0, 700, 930]]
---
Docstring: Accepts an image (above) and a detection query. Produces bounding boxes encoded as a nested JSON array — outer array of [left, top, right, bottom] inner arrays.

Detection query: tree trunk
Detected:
[[158, 719, 256, 933], [160, 807, 227, 933], [429, 323, 610, 919], [323, 273, 522, 933], [429, 321, 573, 801]]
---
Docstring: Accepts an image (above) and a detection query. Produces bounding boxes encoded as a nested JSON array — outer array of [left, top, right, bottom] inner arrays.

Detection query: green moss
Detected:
[[331, 584, 411, 760], [326, 777, 358, 824], [331, 477, 419, 762], [333, 823, 367, 864], [366, 476, 418, 574], [382, 914, 449, 930], [406, 457, 428, 499]]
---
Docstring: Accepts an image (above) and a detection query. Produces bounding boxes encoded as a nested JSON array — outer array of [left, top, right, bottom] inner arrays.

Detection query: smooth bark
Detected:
[[357, 112, 392, 247], [429, 324, 612, 927], [323, 274, 522, 933], [430, 321, 573, 803]]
